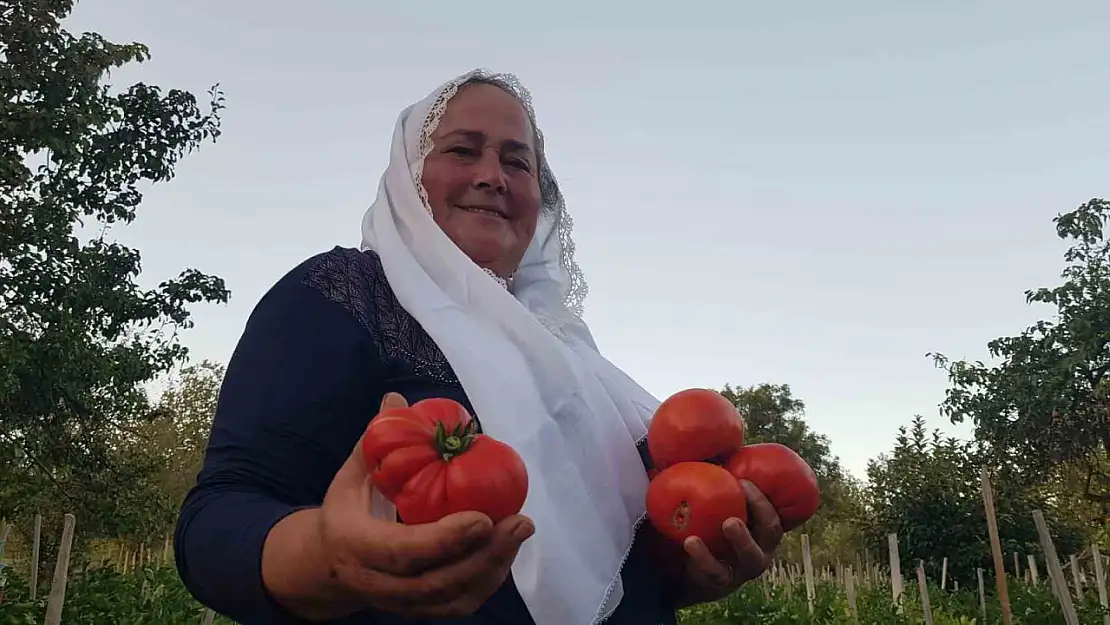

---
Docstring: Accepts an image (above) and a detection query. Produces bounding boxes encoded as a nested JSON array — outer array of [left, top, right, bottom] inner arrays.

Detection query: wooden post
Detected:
[[978, 568, 987, 620], [30, 513, 42, 600], [888, 533, 903, 609], [981, 466, 1013, 625], [1028, 554, 1040, 584], [940, 556, 948, 590], [917, 561, 935, 625], [1093, 544, 1110, 625], [845, 566, 859, 624], [801, 534, 815, 615], [1032, 510, 1080, 625], [1071, 554, 1084, 600], [43, 514, 76, 625]]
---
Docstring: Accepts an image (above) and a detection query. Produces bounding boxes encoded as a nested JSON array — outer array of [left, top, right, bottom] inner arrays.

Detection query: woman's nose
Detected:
[[471, 151, 507, 193]]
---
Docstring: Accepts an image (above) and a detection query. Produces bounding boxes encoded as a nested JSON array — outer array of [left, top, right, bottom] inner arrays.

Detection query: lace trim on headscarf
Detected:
[[410, 70, 588, 314]]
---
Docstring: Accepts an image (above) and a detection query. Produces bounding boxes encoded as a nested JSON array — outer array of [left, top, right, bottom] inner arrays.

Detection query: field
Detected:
[[2, 514, 1108, 625], [0, 556, 1107, 624]]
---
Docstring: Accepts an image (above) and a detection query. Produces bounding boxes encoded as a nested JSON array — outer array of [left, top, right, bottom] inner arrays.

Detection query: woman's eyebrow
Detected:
[[440, 129, 533, 155]]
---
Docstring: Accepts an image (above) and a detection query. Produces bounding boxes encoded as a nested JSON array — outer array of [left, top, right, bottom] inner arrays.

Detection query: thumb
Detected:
[[379, 391, 409, 412], [328, 392, 410, 498]]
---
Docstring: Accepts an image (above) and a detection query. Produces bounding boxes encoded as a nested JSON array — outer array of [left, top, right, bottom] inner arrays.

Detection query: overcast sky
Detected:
[[66, 1, 1110, 478]]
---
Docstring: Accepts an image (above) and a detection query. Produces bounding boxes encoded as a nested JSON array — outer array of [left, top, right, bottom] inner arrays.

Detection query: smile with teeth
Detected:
[[457, 205, 508, 220]]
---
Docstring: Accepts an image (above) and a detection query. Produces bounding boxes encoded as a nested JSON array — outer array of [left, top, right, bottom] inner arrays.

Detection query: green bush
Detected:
[[0, 564, 234, 625]]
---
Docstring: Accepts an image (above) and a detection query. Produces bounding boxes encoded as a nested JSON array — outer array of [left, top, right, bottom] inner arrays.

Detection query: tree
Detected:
[[931, 198, 1110, 518], [139, 360, 225, 516], [0, 0, 228, 545], [719, 383, 866, 564], [863, 416, 1088, 588]]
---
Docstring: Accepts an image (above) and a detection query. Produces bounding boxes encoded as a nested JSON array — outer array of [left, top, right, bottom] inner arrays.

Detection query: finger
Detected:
[[327, 392, 413, 501], [722, 517, 767, 582], [365, 511, 497, 576], [403, 515, 534, 616], [380, 392, 409, 412], [347, 515, 534, 616], [740, 481, 784, 553], [682, 536, 732, 588]]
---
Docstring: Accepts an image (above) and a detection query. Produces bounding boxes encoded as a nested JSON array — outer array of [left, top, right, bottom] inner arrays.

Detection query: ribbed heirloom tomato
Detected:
[[724, 443, 820, 531], [360, 397, 528, 525], [647, 388, 745, 471], [645, 462, 748, 558]]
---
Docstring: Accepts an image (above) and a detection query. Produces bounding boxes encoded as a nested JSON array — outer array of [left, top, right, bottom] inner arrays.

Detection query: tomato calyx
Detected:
[[434, 419, 478, 461], [670, 501, 691, 532]]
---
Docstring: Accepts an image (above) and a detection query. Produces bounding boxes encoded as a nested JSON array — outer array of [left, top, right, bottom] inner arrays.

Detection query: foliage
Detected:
[[125, 360, 225, 536], [678, 577, 1110, 624], [862, 415, 1088, 589], [0, 0, 228, 557], [931, 198, 1110, 518], [0, 564, 235, 625], [720, 383, 867, 563]]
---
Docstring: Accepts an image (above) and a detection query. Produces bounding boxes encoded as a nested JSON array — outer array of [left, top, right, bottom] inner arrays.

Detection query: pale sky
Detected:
[[66, 1, 1110, 479]]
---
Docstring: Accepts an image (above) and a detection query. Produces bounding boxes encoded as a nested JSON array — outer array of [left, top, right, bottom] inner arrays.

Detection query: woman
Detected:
[[174, 70, 783, 625]]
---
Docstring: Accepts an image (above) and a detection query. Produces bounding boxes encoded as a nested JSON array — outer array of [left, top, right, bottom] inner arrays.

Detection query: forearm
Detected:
[[175, 487, 321, 625], [262, 507, 367, 621]]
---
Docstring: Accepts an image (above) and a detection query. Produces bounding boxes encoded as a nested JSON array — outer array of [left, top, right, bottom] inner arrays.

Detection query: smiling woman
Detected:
[[422, 83, 542, 279], [172, 69, 783, 625]]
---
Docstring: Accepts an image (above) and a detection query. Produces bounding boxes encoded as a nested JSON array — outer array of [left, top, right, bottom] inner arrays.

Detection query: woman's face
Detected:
[[421, 82, 542, 279]]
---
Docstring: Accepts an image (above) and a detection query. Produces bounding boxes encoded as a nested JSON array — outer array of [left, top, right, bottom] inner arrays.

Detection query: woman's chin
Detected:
[[456, 237, 515, 275]]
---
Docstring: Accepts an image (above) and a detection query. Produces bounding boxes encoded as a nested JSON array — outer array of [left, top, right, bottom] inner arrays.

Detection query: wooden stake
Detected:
[[888, 533, 903, 609], [917, 562, 935, 625], [43, 514, 76, 625], [1032, 510, 1079, 625], [801, 534, 816, 615], [1071, 554, 1083, 600], [30, 513, 41, 600], [977, 568, 987, 620], [981, 466, 1013, 625], [845, 566, 859, 624], [1093, 544, 1110, 625]]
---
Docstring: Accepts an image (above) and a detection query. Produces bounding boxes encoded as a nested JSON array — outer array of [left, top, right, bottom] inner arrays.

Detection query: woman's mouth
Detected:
[[456, 204, 508, 220]]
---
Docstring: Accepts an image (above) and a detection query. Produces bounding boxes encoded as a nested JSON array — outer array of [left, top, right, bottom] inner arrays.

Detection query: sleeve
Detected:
[[173, 259, 383, 625]]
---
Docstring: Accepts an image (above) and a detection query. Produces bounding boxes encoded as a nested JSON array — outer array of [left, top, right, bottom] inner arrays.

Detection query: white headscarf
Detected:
[[360, 69, 662, 625]]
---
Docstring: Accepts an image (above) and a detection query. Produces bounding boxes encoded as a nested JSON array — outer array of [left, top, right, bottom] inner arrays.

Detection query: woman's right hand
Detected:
[[263, 392, 535, 621]]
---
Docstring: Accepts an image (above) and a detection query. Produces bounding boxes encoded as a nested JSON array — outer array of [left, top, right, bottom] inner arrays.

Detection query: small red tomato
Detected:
[[724, 443, 820, 532], [647, 388, 746, 471], [361, 397, 528, 525], [645, 461, 749, 558]]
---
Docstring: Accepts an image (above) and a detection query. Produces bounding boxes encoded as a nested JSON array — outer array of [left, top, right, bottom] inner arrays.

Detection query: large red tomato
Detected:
[[361, 397, 528, 525], [723, 443, 820, 531], [647, 388, 745, 471], [645, 461, 748, 558]]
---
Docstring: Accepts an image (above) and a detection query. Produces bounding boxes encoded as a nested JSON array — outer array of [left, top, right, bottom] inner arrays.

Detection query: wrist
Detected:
[[262, 507, 365, 621]]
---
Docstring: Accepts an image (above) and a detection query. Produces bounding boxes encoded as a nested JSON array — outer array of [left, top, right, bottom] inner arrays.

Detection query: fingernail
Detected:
[[725, 518, 743, 532], [467, 517, 493, 537], [513, 520, 535, 540], [740, 480, 759, 496]]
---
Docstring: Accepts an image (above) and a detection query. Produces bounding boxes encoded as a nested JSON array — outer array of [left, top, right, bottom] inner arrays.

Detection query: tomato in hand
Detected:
[[645, 462, 748, 558], [647, 388, 745, 471], [723, 442, 819, 531], [361, 397, 529, 525]]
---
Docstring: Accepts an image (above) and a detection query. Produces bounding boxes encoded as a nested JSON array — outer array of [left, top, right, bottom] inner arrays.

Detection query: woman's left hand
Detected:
[[674, 480, 783, 607]]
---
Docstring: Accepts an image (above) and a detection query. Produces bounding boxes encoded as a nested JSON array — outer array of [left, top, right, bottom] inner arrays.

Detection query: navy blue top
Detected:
[[174, 247, 679, 625]]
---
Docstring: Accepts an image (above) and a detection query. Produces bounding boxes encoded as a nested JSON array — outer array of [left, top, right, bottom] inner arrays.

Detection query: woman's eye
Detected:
[[447, 146, 477, 157], [507, 159, 531, 172]]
